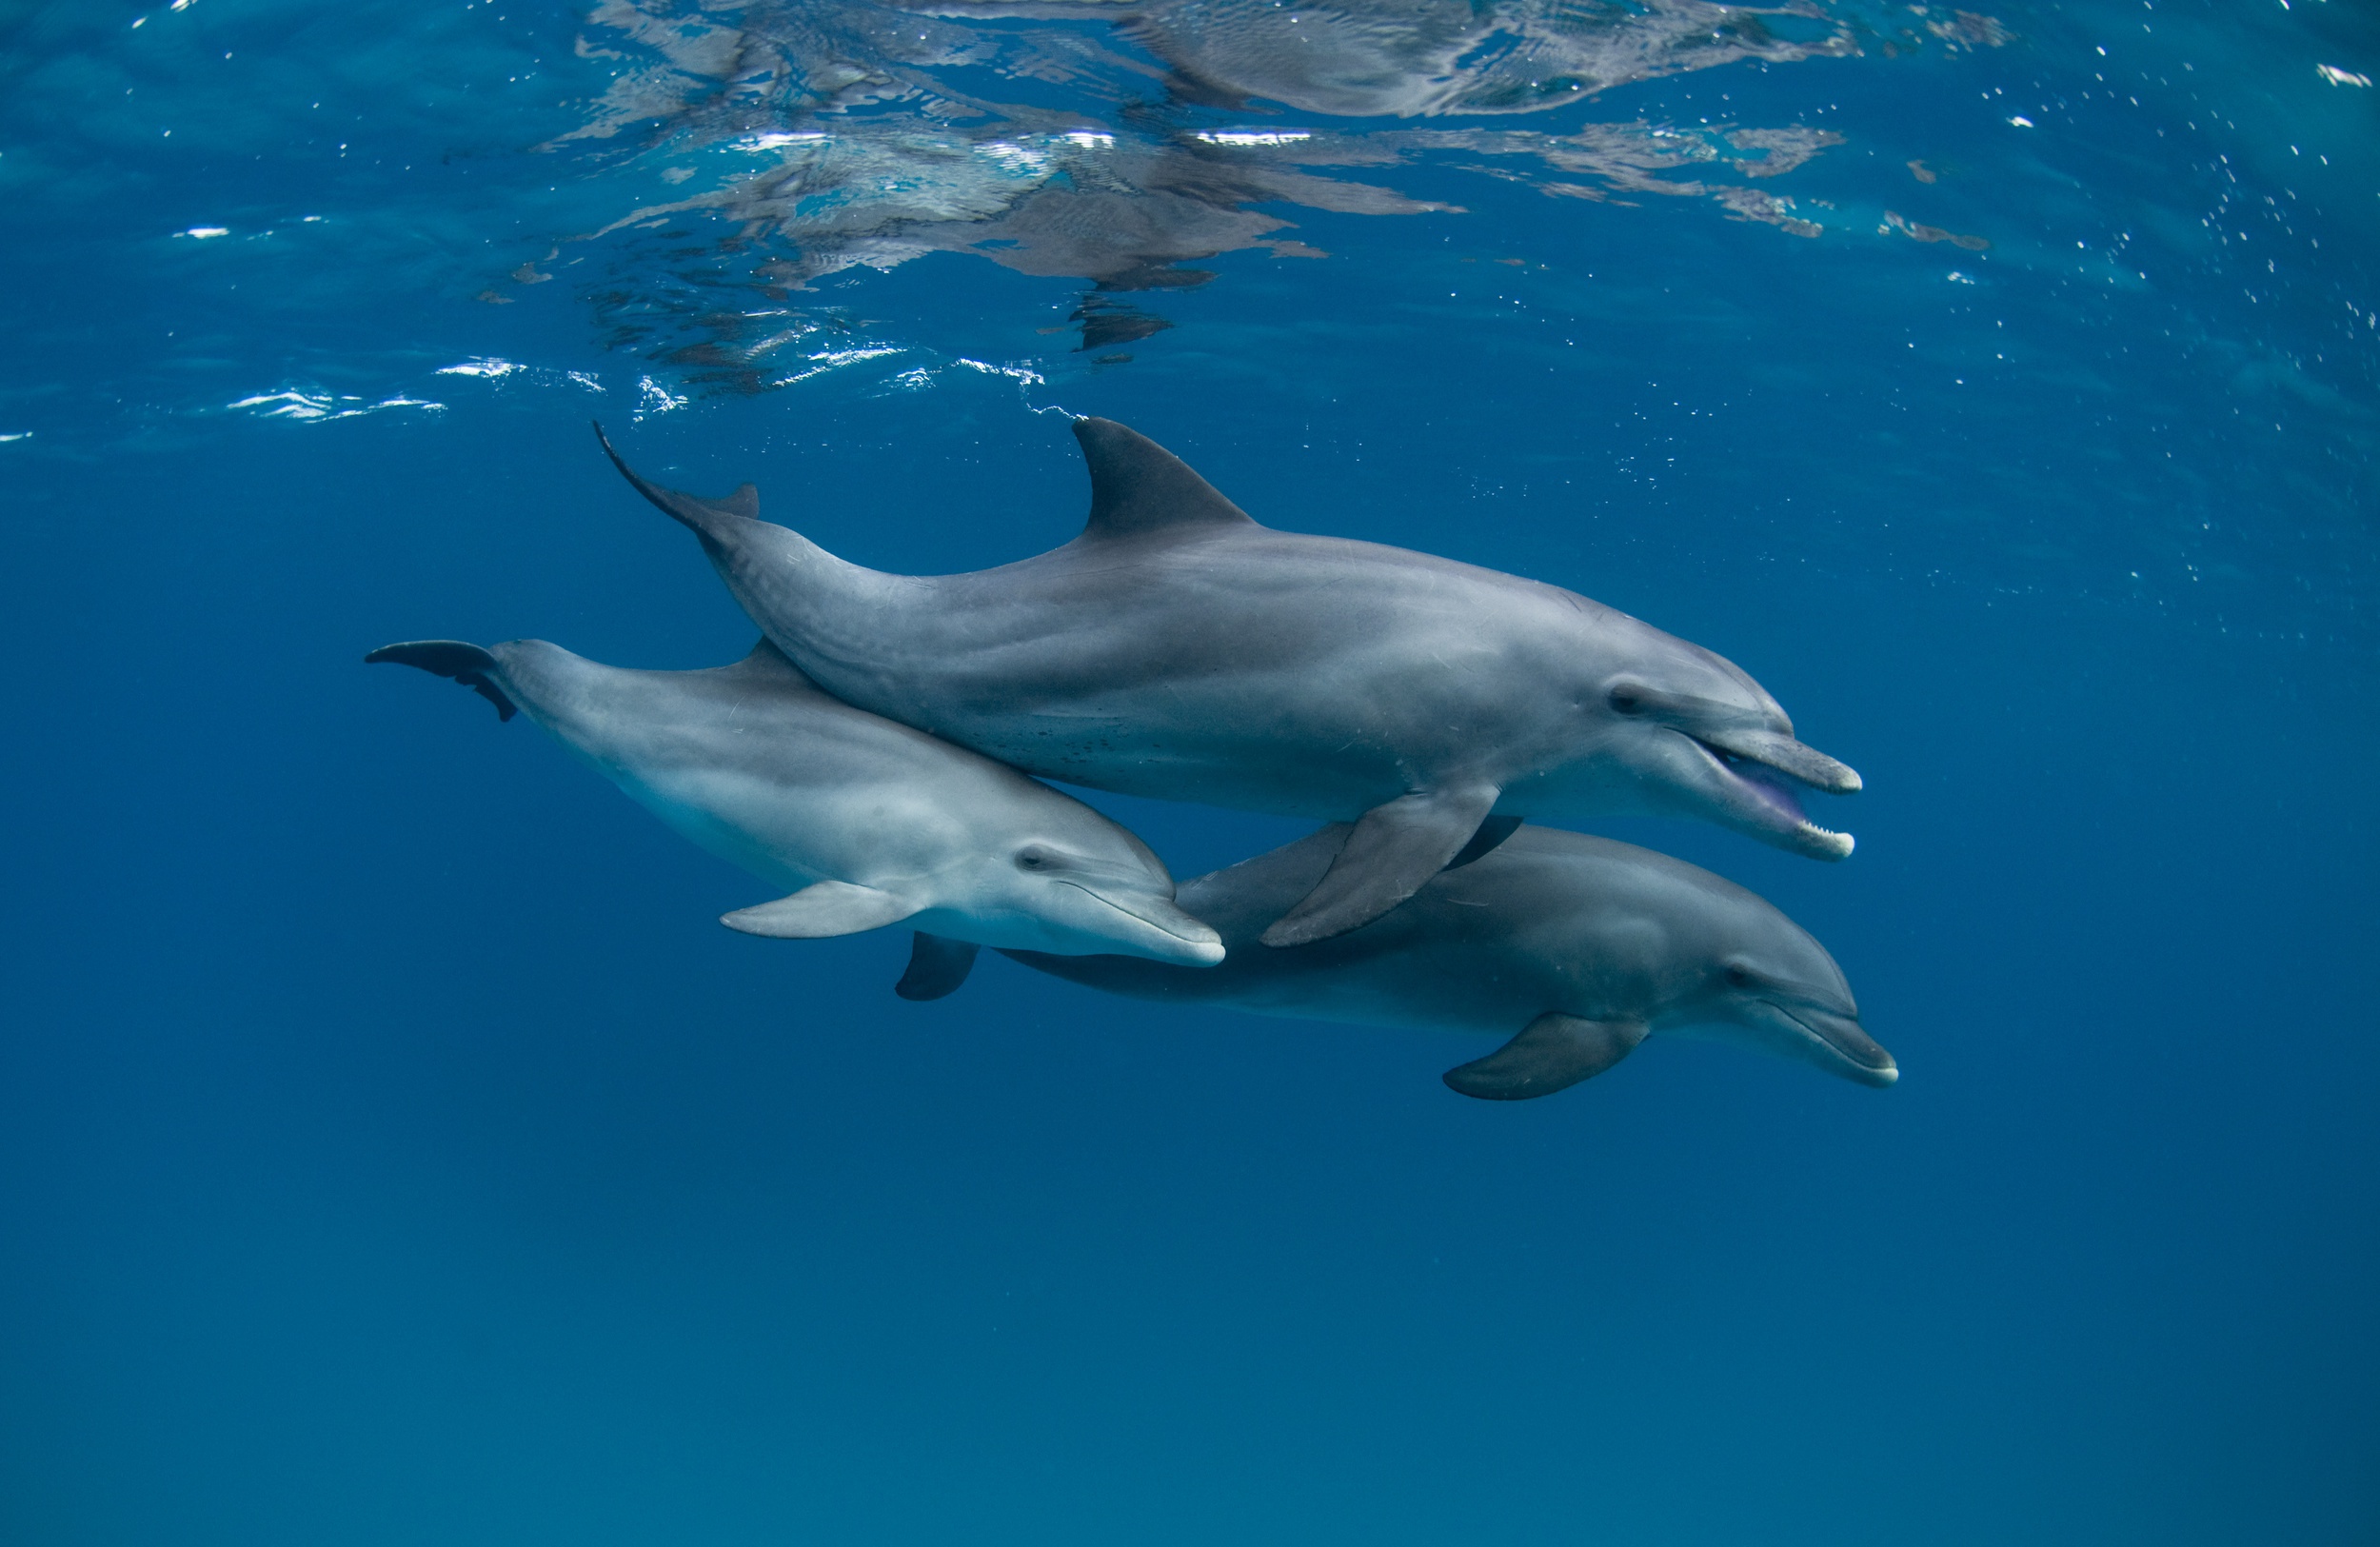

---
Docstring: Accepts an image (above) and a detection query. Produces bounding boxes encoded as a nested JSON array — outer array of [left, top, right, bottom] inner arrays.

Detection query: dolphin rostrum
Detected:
[[366, 637, 1225, 966], [596, 418, 1859, 948], [902, 823, 1894, 1099]]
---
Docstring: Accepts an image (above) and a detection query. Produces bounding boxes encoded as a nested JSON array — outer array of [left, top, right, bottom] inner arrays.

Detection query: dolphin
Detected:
[[365, 637, 1224, 965], [898, 823, 1894, 1099], [595, 417, 1859, 948]]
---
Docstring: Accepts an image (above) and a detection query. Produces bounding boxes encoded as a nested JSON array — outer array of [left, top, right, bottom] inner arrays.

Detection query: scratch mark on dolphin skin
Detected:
[[1055, 564, 1165, 581]]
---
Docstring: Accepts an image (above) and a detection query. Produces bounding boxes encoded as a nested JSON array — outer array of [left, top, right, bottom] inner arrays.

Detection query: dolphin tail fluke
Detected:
[[1259, 783, 1502, 947], [365, 640, 518, 723], [592, 421, 761, 537], [896, 933, 981, 1001], [1442, 1013, 1648, 1101]]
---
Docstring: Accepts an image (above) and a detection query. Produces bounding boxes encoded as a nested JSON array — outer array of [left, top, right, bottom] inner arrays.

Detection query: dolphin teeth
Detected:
[[1798, 823, 1855, 860]]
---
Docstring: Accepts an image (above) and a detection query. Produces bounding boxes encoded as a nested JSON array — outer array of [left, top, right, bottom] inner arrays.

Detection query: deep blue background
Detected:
[[3, 0, 2376, 1541]]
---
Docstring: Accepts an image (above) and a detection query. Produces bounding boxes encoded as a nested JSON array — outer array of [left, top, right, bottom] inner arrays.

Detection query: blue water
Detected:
[[4, 0, 2376, 1540]]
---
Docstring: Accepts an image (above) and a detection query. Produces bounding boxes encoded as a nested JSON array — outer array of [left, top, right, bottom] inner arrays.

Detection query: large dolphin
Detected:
[[366, 637, 1223, 964], [596, 417, 1859, 947], [899, 823, 1894, 1099]]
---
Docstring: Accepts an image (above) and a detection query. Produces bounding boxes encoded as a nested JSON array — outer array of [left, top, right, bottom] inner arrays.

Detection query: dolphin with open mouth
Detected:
[[367, 636, 1223, 966], [898, 822, 1893, 1100], [597, 417, 1858, 947]]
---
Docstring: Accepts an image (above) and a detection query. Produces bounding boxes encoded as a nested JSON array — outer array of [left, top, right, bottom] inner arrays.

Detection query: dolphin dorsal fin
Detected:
[[710, 637, 823, 691], [1073, 418, 1257, 542], [595, 421, 760, 532], [715, 483, 760, 521]]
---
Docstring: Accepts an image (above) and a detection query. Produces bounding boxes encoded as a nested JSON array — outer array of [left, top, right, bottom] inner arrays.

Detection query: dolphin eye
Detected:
[[1016, 847, 1049, 871], [1724, 963, 1755, 989], [1608, 684, 1645, 715]]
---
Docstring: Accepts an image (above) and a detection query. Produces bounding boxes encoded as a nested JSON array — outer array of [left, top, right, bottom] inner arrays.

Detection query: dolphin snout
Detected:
[[1693, 725, 1863, 796], [1068, 883, 1226, 966], [1670, 729, 1858, 862], [1140, 900, 1227, 965], [1148, 925, 1228, 967], [1781, 1004, 1897, 1087], [1778, 821, 1857, 863]]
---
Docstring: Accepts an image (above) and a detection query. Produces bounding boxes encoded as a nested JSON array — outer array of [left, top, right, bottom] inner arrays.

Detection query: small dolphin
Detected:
[[900, 823, 1894, 1099], [595, 418, 1859, 949], [366, 637, 1225, 965]]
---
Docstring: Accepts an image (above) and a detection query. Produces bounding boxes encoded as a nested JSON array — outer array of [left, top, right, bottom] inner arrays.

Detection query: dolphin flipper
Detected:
[[1259, 783, 1502, 947], [365, 640, 518, 723], [895, 933, 982, 1001], [1442, 1013, 1649, 1101], [593, 421, 760, 536], [1444, 814, 1523, 870], [722, 880, 922, 939]]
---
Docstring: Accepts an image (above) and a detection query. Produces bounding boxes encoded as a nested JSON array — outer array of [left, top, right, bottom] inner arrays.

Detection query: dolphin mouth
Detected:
[[1058, 881, 1226, 966], [1679, 732, 1858, 861], [1773, 1002, 1897, 1087]]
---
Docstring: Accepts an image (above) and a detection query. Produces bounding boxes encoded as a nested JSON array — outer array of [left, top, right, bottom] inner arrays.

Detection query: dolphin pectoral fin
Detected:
[[721, 881, 921, 940], [895, 933, 981, 1001], [1073, 418, 1259, 542], [365, 640, 518, 723], [1259, 784, 1501, 947], [1442, 1014, 1649, 1101], [593, 421, 760, 534], [1444, 814, 1523, 871]]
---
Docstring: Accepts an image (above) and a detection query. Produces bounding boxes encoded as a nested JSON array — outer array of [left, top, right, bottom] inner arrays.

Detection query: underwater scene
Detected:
[[2, 0, 2375, 1540]]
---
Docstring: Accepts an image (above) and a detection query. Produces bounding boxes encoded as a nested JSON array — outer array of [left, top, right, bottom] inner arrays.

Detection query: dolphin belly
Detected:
[[597, 764, 823, 893]]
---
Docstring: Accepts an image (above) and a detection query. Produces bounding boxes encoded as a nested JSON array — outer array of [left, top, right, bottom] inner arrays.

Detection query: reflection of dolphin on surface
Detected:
[[938, 0, 1852, 118], [902, 822, 1895, 1099], [599, 417, 1860, 948], [366, 636, 1225, 964], [545, 0, 1879, 360]]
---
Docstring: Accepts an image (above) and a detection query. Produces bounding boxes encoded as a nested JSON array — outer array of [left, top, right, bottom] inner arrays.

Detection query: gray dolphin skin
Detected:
[[595, 417, 1860, 949], [365, 637, 1224, 965], [902, 823, 1894, 1100]]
